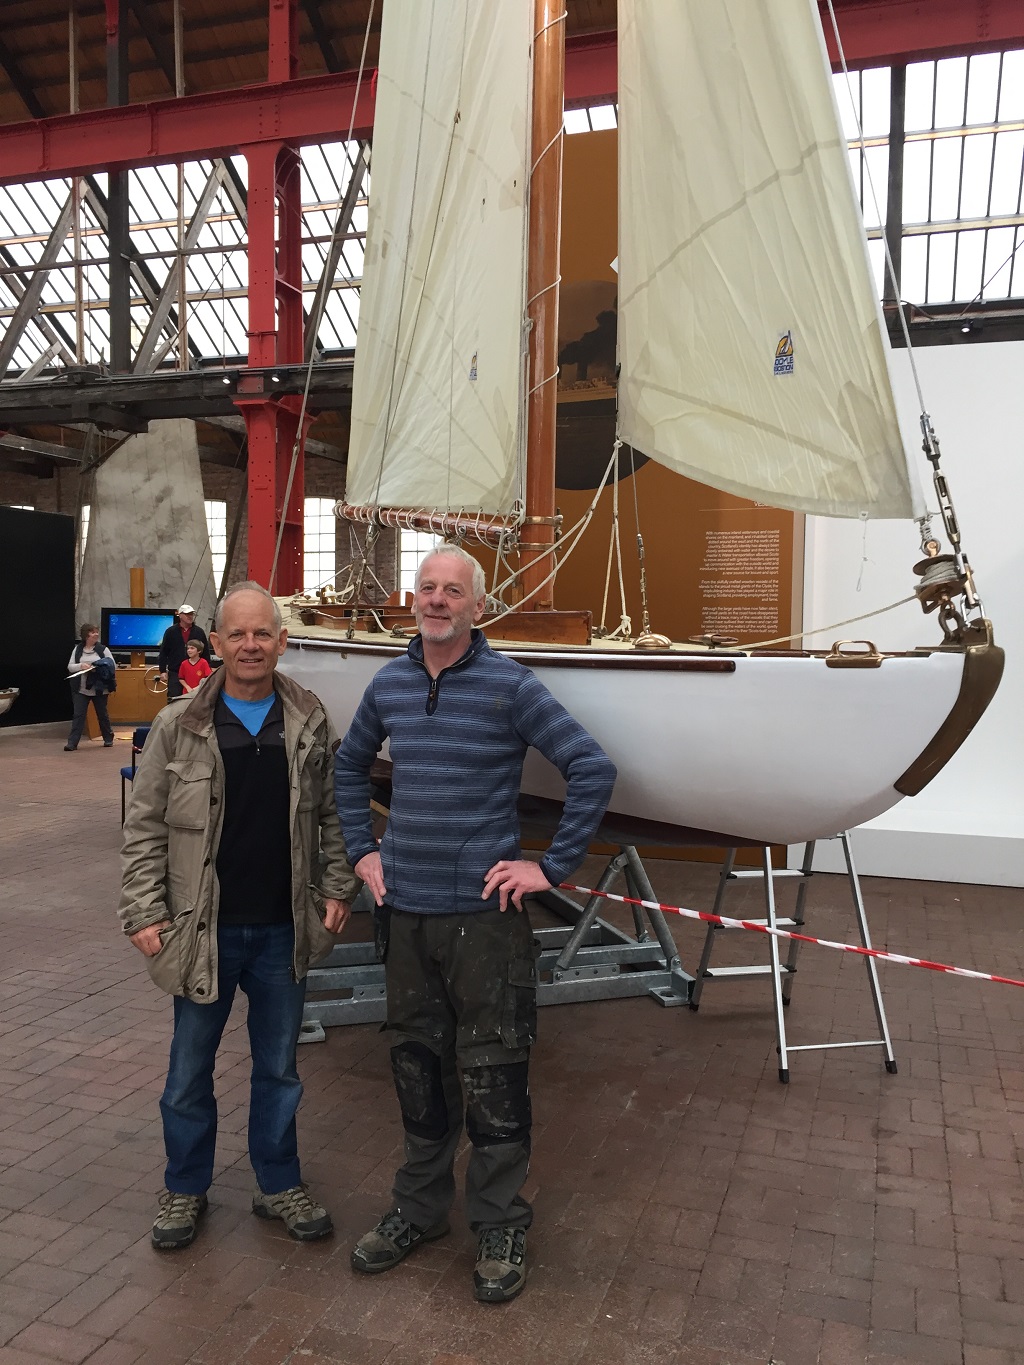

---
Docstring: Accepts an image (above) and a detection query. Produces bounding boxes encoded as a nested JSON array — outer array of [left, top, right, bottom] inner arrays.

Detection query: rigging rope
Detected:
[[822, 0, 927, 415], [823, 0, 984, 616], [482, 441, 620, 626], [597, 441, 631, 639], [737, 594, 917, 652]]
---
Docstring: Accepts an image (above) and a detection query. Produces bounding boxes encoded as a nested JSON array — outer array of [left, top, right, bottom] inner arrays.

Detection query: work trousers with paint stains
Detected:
[[380, 905, 539, 1233]]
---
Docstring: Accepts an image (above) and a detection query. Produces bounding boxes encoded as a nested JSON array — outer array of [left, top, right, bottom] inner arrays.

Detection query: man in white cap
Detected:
[[158, 603, 211, 700]]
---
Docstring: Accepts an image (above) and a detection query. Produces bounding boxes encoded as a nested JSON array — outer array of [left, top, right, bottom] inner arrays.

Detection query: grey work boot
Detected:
[[151, 1190, 208, 1250], [473, 1225, 527, 1303], [252, 1185, 333, 1241], [351, 1208, 450, 1274]]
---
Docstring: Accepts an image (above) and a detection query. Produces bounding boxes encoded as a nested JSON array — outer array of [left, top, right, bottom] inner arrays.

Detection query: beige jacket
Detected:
[[119, 667, 359, 1001]]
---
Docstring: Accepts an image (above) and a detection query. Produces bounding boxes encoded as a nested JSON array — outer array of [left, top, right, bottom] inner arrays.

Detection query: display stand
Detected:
[[689, 833, 897, 1082], [299, 844, 695, 1042]]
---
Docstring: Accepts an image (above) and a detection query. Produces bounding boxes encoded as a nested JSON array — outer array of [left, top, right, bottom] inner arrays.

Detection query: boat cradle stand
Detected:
[[299, 840, 696, 1042], [688, 833, 898, 1083]]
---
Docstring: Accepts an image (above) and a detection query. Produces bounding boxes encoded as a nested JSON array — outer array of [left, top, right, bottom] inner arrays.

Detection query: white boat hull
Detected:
[[280, 637, 979, 846]]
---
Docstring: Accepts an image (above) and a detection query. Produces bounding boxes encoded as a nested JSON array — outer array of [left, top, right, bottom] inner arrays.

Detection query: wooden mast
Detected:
[[519, 0, 565, 611]]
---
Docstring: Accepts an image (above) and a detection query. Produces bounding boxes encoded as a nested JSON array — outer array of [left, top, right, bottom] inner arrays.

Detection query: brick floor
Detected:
[[2, 720, 1023, 1364]]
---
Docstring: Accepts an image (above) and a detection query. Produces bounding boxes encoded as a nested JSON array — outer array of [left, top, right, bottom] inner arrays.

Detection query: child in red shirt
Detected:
[[178, 638, 213, 693]]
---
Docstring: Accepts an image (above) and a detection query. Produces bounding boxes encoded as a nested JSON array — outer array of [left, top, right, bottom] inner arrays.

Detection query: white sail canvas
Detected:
[[617, 0, 920, 519], [345, 0, 532, 516]]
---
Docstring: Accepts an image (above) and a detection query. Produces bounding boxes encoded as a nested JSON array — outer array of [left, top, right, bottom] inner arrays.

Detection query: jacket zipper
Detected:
[[420, 633, 482, 715]]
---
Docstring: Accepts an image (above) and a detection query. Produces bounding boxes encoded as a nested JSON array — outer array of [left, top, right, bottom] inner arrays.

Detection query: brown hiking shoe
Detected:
[[151, 1190, 208, 1250], [351, 1209, 450, 1273], [473, 1226, 527, 1303], [252, 1185, 333, 1241]]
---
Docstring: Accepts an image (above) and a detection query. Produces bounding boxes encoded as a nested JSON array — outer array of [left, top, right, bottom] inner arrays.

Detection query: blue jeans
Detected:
[[160, 922, 307, 1196]]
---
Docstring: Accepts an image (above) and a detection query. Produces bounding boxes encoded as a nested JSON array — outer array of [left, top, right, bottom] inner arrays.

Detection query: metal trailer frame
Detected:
[[299, 842, 695, 1041], [300, 831, 897, 1092]]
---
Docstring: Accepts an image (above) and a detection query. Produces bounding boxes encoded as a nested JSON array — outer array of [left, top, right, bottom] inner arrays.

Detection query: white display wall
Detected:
[[798, 339, 1023, 887]]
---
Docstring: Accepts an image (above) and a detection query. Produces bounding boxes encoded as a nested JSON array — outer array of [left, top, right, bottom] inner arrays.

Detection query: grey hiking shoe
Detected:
[[252, 1185, 333, 1241], [151, 1190, 208, 1250], [351, 1208, 450, 1274], [473, 1226, 527, 1303]]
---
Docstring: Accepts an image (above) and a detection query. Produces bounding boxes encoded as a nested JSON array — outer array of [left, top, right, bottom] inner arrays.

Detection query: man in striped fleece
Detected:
[[334, 544, 616, 1304]]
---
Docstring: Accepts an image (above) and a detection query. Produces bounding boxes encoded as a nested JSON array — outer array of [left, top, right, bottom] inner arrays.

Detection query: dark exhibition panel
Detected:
[[0, 506, 76, 726]]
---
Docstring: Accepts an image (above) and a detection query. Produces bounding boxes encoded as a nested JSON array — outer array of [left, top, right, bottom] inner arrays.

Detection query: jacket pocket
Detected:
[[165, 760, 214, 828], [145, 912, 195, 995], [303, 883, 337, 965]]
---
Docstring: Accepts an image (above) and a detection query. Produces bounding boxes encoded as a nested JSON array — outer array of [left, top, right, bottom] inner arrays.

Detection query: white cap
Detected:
[[177, 603, 196, 615]]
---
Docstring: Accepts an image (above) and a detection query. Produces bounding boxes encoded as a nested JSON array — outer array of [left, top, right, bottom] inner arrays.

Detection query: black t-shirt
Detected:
[[214, 692, 292, 925]]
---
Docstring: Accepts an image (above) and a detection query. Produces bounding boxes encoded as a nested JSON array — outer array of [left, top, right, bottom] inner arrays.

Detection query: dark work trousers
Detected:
[[166, 669, 184, 700], [67, 689, 113, 747], [383, 906, 539, 1234]]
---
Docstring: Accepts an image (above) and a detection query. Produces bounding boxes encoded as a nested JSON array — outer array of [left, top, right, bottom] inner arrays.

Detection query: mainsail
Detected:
[[617, 0, 923, 520], [344, 0, 533, 516]]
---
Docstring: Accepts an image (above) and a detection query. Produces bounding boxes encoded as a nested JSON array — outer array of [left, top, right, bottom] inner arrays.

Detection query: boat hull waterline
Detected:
[[280, 636, 991, 848]]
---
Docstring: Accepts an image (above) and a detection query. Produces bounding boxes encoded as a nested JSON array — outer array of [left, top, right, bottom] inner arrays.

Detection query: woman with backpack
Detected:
[[66, 622, 116, 751]]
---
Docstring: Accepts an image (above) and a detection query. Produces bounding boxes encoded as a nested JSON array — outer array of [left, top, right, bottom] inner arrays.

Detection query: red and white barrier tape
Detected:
[[558, 883, 1024, 990]]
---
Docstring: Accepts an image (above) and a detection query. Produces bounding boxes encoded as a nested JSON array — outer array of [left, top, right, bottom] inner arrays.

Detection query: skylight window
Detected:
[[0, 141, 368, 376]]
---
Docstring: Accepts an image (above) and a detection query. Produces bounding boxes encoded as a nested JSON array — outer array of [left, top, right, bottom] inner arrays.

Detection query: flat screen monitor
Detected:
[[102, 608, 177, 650]]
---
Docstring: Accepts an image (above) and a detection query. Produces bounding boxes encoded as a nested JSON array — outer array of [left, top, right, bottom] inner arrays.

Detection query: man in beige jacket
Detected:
[[120, 582, 358, 1251]]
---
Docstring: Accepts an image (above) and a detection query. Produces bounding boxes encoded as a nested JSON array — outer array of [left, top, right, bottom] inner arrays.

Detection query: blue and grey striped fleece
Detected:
[[333, 630, 617, 915]]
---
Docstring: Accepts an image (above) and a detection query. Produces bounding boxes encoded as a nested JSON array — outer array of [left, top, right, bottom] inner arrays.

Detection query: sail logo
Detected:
[[774, 331, 794, 376]]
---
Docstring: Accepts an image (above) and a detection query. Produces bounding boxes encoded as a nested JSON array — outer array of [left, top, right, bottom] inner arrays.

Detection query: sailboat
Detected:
[[278, 0, 1003, 848]]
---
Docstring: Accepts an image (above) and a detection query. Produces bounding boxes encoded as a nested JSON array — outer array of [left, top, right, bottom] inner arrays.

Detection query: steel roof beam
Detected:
[[127, 0, 177, 93], [0, 246, 78, 365], [820, 0, 1024, 68], [304, 141, 368, 362], [301, 0, 343, 74], [80, 175, 202, 365], [0, 33, 46, 119], [0, 70, 375, 187], [131, 161, 226, 372], [0, 192, 74, 379], [2, 4, 1022, 185]]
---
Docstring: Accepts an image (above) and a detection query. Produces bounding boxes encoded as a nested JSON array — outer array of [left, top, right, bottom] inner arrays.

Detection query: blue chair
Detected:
[[120, 726, 152, 825]]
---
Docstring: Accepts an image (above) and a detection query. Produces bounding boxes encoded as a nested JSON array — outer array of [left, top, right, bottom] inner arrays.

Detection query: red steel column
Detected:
[[236, 0, 308, 595]]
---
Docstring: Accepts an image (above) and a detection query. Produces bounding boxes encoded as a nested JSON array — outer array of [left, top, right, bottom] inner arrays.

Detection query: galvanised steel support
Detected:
[[105, 0, 131, 371], [236, 124, 308, 592]]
